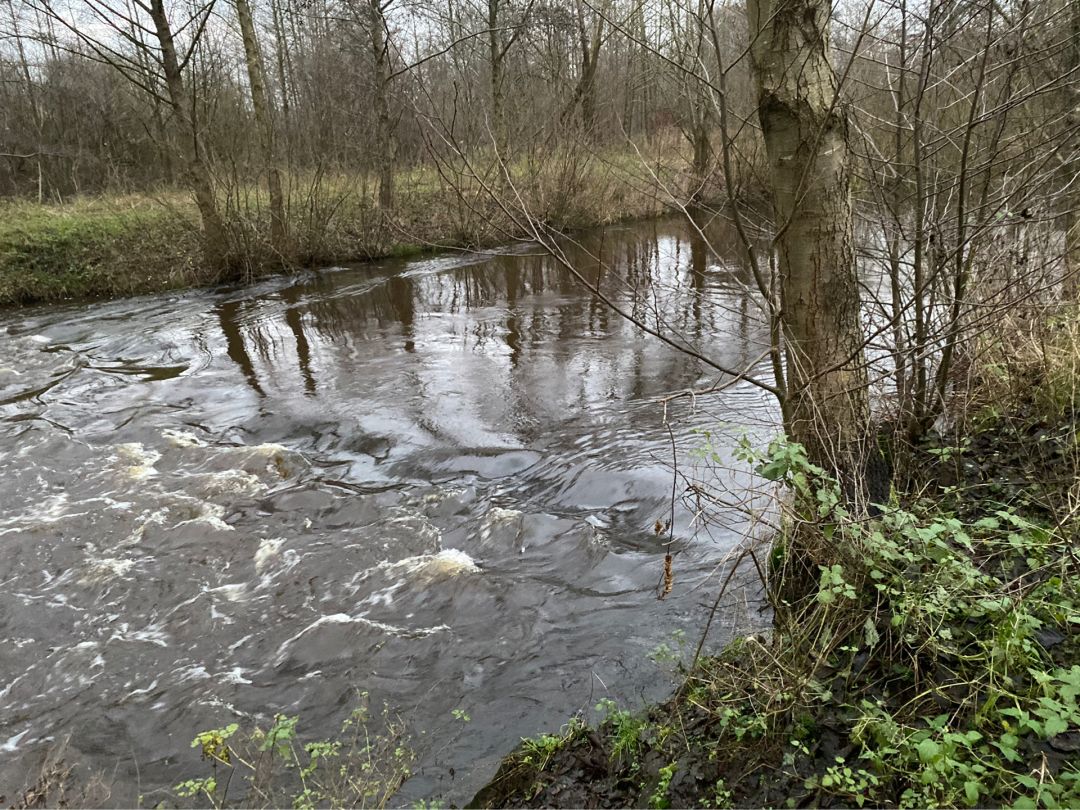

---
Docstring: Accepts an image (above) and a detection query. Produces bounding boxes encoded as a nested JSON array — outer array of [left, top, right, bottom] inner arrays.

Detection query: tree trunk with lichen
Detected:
[[747, 0, 869, 473], [746, 0, 872, 608]]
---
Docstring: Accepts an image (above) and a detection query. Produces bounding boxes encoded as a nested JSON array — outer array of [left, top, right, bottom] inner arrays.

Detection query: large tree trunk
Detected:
[[746, 0, 870, 473], [687, 34, 711, 203], [125, 0, 176, 186], [149, 0, 228, 268], [747, 0, 873, 613], [686, 0, 711, 201], [886, 0, 909, 411], [270, 0, 292, 121], [236, 0, 287, 259], [689, 110, 710, 199]]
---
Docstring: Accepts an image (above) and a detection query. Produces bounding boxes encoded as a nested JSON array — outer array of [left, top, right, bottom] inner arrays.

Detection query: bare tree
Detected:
[[368, 0, 395, 208], [236, 0, 287, 256], [28, 0, 229, 265]]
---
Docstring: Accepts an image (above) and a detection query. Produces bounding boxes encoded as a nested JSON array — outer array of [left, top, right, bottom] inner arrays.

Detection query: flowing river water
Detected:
[[0, 216, 779, 804]]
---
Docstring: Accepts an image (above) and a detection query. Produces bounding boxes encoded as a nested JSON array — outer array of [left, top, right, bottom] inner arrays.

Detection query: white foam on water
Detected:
[[209, 583, 250, 603], [78, 557, 135, 585], [478, 505, 525, 550], [429, 548, 480, 574], [0, 493, 72, 535], [110, 621, 169, 647], [391, 549, 481, 579], [486, 506, 523, 524], [122, 508, 168, 546], [273, 613, 354, 665], [254, 537, 285, 574], [197, 696, 240, 716], [199, 469, 264, 497], [1, 728, 30, 753], [216, 585, 247, 603], [0, 671, 30, 702], [245, 442, 290, 456], [114, 443, 162, 480], [176, 665, 210, 683], [162, 429, 205, 448], [384, 508, 443, 547], [274, 613, 451, 666], [123, 678, 160, 701], [358, 616, 452, 638], [172, 501, 233, 532], [353, 582, 401, 607]]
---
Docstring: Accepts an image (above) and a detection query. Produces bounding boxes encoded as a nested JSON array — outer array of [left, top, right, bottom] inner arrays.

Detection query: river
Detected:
[[0, 216, 777, 805]]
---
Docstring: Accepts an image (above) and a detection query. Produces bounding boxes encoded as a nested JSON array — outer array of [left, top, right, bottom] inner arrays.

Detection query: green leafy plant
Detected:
[[595, 699, 647, 762], [649, 762, 678, 809], [520, 717, 585, 771], [174, 693, 412, 808]]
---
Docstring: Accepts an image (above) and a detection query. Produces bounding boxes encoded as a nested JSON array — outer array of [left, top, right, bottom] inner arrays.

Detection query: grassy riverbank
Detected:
[[472, 312, 1080, 809], [0, 197, 206, 305], [0, 145, 695, 306]]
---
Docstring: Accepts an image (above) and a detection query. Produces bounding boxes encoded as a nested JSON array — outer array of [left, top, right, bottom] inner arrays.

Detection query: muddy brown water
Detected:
[[0, 217, 778, 804]]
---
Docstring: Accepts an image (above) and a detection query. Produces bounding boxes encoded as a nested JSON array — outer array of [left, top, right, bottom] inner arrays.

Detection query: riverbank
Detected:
[[0, 146, 702, 306], [472, 310, 1080, 809]]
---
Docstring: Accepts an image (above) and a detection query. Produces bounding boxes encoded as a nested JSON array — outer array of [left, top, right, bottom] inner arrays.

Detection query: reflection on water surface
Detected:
[[0, 217, 775, 803]]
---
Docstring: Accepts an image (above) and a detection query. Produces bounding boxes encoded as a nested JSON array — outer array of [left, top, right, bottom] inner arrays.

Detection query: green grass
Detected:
[[0, 196, 204, 304], [0, 142, 690, 306]]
